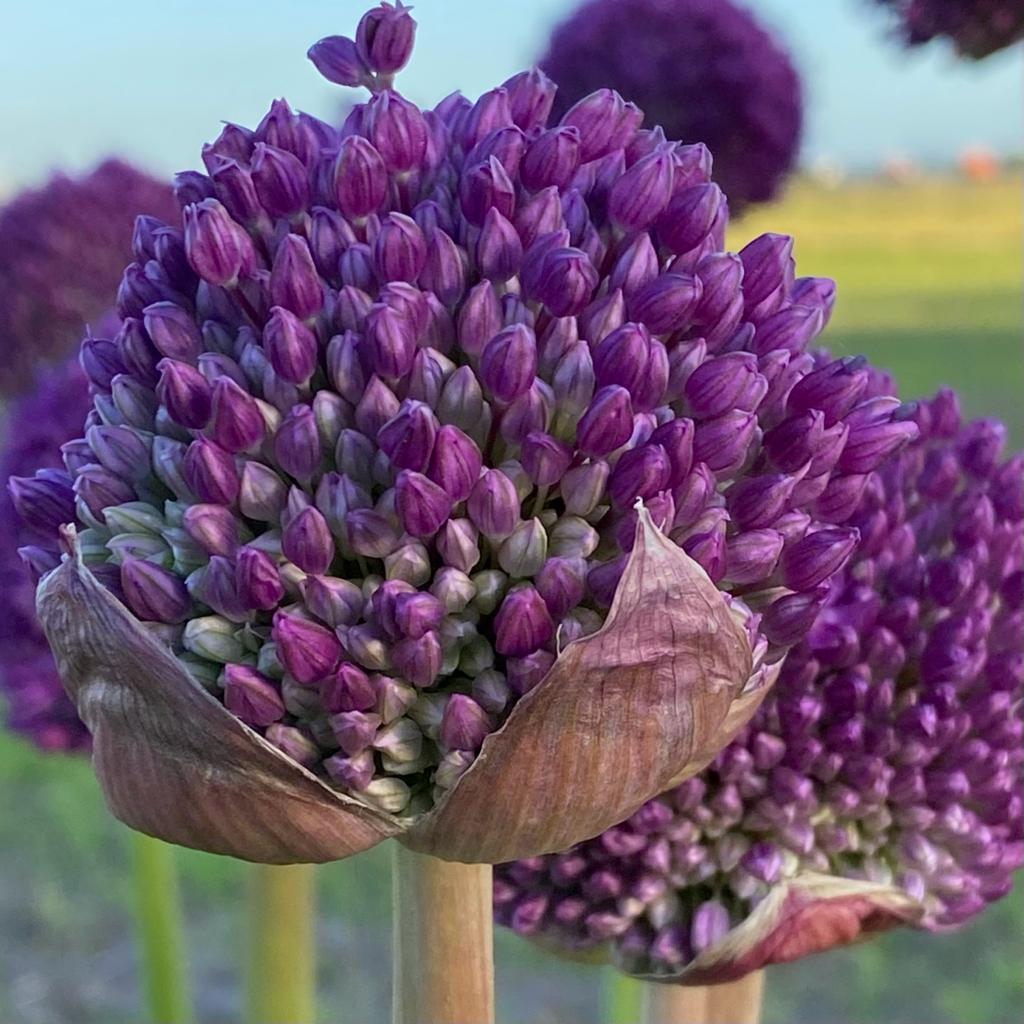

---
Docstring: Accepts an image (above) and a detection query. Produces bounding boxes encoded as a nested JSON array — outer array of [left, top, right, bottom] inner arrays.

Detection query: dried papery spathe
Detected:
[[40, 506, 757, 864], [628, 873, 924, 986]]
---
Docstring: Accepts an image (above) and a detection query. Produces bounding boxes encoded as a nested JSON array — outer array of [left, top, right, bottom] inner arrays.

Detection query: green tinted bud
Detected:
[[257, 641, 285, 678], [106, 533, 173, 568], [162, 527, 208, 575], [384, 542, 432, 586], [408, 692, 448, 740], [498, 517, 547, 578], [361, 776, 411, 814], [373, 717, 424, 763], [548, 515, 599, 558], [458, 635, 495, 675], [377, 675, 417, 723], [434, 750, 473, 791], [498, 458, 533, 501], [179, 652, 223, 690], [183, 615, 247, 662], [470, 569, 507, 614], [282, 676, 323, 719], [472, 669, 510, 715], [103, 501, 166, 536], [77, 528, 112, 565]]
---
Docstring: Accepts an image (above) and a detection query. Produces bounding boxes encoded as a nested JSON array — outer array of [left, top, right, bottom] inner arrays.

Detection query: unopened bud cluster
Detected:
[[14, 2, 914, 818], [495, 388, 1023, 976], [874, 0, 1024, 59]]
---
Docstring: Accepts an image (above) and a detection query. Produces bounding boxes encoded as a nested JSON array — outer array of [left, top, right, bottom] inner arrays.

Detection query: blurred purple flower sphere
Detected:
[[495, 386, 1023, 980], [876, 0, 1024, 58], [0, 160, 176, 396], [538, 0, 803, 211]]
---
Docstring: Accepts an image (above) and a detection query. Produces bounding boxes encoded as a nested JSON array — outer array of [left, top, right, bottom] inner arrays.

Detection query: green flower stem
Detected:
[[246, 864, 317, 1024], [130, 831, 193, 1024], [600, 970, 644, 1024], [391, 845, 494, 1024]]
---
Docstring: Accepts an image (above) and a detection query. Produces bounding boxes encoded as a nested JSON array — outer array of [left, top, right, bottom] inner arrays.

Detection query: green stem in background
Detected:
[[600, 969, 645, 1024], [130, 831, 193, 1024], [246, 864, 317, 1024]]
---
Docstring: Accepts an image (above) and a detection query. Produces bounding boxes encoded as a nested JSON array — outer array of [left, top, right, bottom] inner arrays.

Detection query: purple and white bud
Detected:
[[427, 425, 483, 503], [224, 665, 286, 728], [467, 469, 521, 541], [439, 694, 492, 753], [273, 611, 342, 684], [576, 386, 634, 456], [395, 470, 452, 537], [121, 559, 192, 624], [494, 584, 554, 657]]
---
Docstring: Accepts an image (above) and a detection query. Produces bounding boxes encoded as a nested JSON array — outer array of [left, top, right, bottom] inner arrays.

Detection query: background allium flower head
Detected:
[[537, 0, 803, 211], [495, 386, 1023, 981], [0, 160, 176, 396], [30, 1, 913, 866], [875, 0, 1024, 59], [1, 357, 95, 751]]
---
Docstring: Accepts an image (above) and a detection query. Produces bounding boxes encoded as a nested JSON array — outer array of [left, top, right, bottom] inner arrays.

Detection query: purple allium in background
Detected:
[[495, 387, 1023, 979], [875, 0, 1024, 59], [0, 160, 176, 396], [0, 357, 94, 751], [18, 2, 913, 823], [538, 0, 803, 211]]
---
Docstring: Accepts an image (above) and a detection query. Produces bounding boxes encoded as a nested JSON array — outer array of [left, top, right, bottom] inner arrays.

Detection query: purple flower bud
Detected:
[[8, 471, 75, 534], [392, 592, 444, 641], [690, 901, 732, 954], [530, 247, 598, 317], [763, 586, 830, 647], [557, 460, 607, 518], [251, 143, 308, 219], [592, 323, 650, 397], [364, 92, 428, 174], [270, 234, 323, 320], [725, 529, 785, 585], [435, 520, 481, 574], [608, 444, 672, 507], [264, 306, 319, 385], [183, 439, 240, 505], [439, 694, 492, 752], [391, 631, 443, 688], [656, 184, 724, 255], [480, 324, 538, 402], [536, 556, 587, 619], [179, 503, 238, 558], [740, 233, 795, 321], [461, 89, 514, 150], [237, 461, 287, 522], [460, 156, 516, 226], [752, 304, 824, 358], [183, 199, 253, 286], [84, 424, 147, 482], [427, 425, 483, 502], [791, 275, 837, 325], [332, 710, 383, 756], [156, 358, 212, 428], [788, 356, 868, 426], [560, 88, 641, 162], [783, 527, 860, 591], [627, 273, 702, 334], [355, 1, 416, 74], [80, 336, 126, 391], [726, 471, 802, 531], [518, 432, 570, 487], [684, 352, 764, 419], [495, 585, 554, 657], [467, 469, 521, 540], [233, 546, 285, 611], [576, 385, 634, 456], [521, 127, 581, 190], [317, 663, 375, 715], [502, 67, 557, 130], [324, 750, 375, 791], [346, 508, 401, 558], [475, 208, 523, 282], [365, 303, 417, 380], [307, 34, 370, 87], [274, 405, 322, 481], [265, 725, 319, 767], [333, 136, 388, 218], [692, 411, 757, 474], [224, 665, 286, 728], [273, 610, 342, 684], [839, 417, 920, 475], [374, 213, 428, 283], [395, 470, 452, 537], [378, 401, 439, 472], [207, 377, 265, 453], [611, 147, 676, 230], [143, 302, 203, 362], [121, 559, 191, 624], [282, 506, 335, 574]]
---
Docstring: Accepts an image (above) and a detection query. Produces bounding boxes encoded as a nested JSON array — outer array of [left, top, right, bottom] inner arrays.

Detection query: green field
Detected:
[[1, 174, 1021, 1023]]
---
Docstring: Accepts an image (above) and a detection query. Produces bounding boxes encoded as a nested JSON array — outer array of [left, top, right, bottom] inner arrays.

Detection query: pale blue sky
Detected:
[[0, 0, 1020, 188]]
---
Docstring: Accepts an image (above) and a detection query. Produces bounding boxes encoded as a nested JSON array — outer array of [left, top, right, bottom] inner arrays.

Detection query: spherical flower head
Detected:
[[1, 357, 94, 751], [495, 387, 1022, 981], [33, 3, 910, 867], [0, 160, 176, 396], [874, 0, 1024, 59], [538, 0, 803, 210]]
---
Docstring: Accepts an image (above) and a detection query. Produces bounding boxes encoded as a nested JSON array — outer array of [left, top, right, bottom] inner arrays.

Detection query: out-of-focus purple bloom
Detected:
[[538, 0, 803, 210], [874, 0, 1024, 59], [496, 388, 1023, 980], [0, 160, 176, 395]]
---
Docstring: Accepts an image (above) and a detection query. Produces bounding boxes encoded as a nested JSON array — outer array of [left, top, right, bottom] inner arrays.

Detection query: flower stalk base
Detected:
[[639, 972, 764, 1024]]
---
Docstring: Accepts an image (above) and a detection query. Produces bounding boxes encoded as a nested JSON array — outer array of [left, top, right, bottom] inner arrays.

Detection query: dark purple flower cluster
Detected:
[[495, 388, 1023, 977], [876, 0, 1024, 59], [0, 161, 176, 396], [13, 2, 911, 818], [537, 0, 803, 211], [1, 357, 95, 751]]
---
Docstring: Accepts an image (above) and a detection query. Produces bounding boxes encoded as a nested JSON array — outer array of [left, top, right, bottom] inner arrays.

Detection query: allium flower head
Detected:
[[31, 3, 911, 866], [1, 358, 95, 751], [0, 161, 176, 395], [495, 387, 1023, 982], [875, 0, 1024, 59], [538, 0, 803, 210]]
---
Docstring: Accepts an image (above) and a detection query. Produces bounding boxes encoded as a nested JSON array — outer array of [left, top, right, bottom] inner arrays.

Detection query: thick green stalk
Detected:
[[130, 831, 193, 1024], [601, 970, 645, 1024], [246, 864, 317, 1024]]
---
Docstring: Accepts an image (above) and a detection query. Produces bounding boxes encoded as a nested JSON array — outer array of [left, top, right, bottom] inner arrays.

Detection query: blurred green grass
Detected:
[[1, 173, 1022, 1023]]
